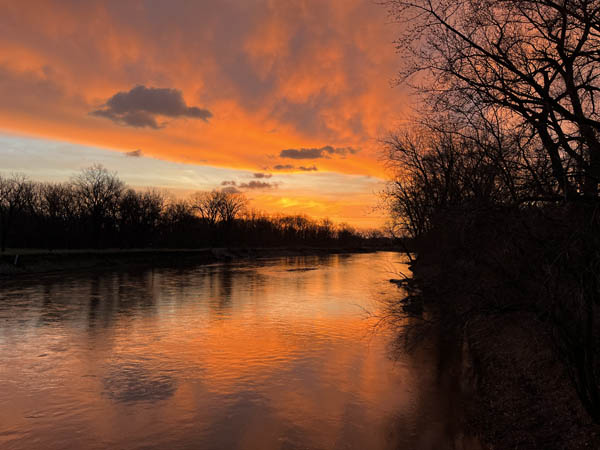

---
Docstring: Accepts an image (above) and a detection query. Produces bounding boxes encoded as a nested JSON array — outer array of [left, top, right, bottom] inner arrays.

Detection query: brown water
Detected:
[[0, 252, 474, 450]]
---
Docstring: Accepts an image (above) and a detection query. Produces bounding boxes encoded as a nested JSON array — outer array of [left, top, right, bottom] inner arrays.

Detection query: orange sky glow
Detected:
[[0, 0, 409, 228]]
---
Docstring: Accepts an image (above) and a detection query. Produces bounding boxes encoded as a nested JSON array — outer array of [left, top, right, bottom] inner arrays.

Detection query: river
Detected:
[[0, 252, 477, 450]]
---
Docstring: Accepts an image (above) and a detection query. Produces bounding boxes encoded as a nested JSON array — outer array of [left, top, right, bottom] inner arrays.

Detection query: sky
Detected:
[[0, 0, 409, 228]]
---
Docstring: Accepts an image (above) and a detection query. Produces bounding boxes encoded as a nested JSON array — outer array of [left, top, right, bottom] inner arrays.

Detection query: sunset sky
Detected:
[[0, 0, 409, 228]]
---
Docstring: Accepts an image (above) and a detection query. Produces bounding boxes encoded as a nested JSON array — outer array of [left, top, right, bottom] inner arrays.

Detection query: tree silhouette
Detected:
[[0, 174, 35, 251], [72, 164, 125, 247], [0, 166, 379, 252], [389, 0, 600, 200], [385, 0, 600, 424]]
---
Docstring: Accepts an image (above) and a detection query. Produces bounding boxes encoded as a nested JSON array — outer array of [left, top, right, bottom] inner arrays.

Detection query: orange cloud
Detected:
[[0, 0, 409, 226]]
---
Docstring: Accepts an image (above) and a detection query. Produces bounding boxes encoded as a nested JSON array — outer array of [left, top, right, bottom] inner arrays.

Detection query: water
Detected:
[[0, 252, 473, 450]]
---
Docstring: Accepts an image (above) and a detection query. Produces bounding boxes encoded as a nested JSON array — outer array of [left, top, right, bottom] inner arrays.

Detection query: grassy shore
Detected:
[[0, 246, 388, 276]]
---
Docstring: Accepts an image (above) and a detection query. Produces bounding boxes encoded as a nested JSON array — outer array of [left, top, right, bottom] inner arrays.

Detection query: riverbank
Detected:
[[462, 312, 600, 449], [0, 246, 391, 277], [395, 261, 600, 449], [395, 206, 600, 449]]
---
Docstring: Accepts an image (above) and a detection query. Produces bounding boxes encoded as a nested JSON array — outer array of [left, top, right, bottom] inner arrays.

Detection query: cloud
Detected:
[[253, 172, 272, 179], [91, 85, 212, 129], [0, 0, 402, 227], [239, 180, 276, 189], [221, 186, 241, 194], [279, 148, 323, 159], [221, 179, 277, 189], [124, 149, 143, 157], [272, 164, 318, 171], [279, 145, 359, 160]]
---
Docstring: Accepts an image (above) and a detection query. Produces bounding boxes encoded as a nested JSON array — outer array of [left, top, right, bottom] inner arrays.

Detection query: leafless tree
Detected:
[[72, 164, 125, 247], [217, 191, 247, 225], [37, 182, 79, 249], [384, 0, 600, 422], [388, 0, 600, 200], [382, 121, 522, 237], [0, 174, 35, 251], [190, 191, 222, 227], [190, 190, 247, 226], [118, 188, 165, 247]]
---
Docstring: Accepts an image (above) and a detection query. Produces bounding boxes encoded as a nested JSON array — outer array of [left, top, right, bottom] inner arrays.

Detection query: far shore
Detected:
[[0, 246, 399, 277]]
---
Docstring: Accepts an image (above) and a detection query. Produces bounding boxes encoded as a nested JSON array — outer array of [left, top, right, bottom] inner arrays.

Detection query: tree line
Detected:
[[0, 164, 385, 252], [383, 0, 600, 432]]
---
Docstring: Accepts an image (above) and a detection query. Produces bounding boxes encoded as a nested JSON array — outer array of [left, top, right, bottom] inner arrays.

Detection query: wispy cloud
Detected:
[[124, 149, 143, 157], [221, 186, 241, 194], [240, 180, 276, 189], [221, 179, 277, 189], [273, 164, 318, 171], [279, 146, 359, 160]]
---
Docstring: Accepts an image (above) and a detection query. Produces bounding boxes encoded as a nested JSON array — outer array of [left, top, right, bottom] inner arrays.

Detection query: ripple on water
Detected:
[[102, 362, 177, 403]]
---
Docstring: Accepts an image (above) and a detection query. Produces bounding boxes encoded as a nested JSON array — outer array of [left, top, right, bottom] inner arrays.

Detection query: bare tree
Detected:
[[118, 188, 165, 247], [382, 121, 521, 237], [0, 174, 35, 251], [72, 164, 124, 247], [385, 0, 600, 422], [37, 182, 79, 249], [0, 166, 374, 251], [190, 190, 247, 226], [388, 0, 600, 199], [190, 191, 222, 227], [217, 191, 247, 225]]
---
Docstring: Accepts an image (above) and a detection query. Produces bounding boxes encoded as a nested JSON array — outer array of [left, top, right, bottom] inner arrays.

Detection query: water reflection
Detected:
[[102, 362, 177, 403], [0, 253, 472, 450]]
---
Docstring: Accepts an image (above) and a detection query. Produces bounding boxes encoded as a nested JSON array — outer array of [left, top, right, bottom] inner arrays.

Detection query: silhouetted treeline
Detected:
[[0, 165, 387, 251], [384, 0, 600, 442]]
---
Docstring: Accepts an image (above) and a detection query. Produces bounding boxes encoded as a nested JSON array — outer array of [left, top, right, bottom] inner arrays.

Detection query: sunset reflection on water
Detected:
[[0, 253, 432, 450]]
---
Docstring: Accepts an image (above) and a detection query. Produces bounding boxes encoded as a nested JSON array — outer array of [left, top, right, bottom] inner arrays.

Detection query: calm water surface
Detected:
[[0, 252, 469, 450]]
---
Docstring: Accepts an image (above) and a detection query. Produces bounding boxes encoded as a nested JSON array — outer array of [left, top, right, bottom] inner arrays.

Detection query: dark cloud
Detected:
[[94, 109, 160, 128], [280, 148, 323, 159], [239, 180, 276, 189], [272, 164, 318, 172], [124, 149, 143, 157], [253, 172, 272, 179], [221, 186, 241, 194], [91, 85, 212, 129], [279, 145, 359, 159], [221, 179, 276, 189]]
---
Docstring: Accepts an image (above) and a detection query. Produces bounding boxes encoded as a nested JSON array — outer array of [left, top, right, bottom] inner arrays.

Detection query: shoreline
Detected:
[[401, 257, 600, 449], [0, 246, 396, 277]]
